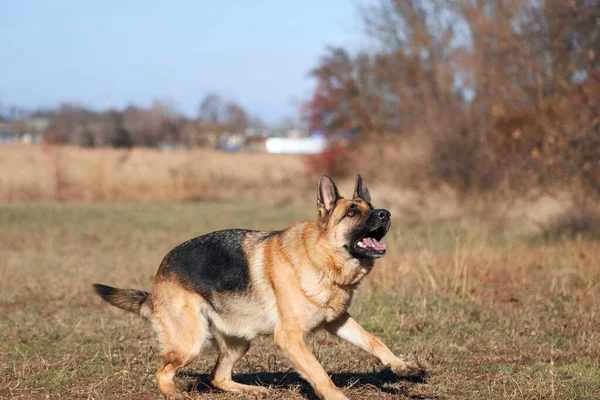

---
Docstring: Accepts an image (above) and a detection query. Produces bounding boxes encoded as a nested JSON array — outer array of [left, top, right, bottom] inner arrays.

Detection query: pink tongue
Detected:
[[363, 237, 386, 251]]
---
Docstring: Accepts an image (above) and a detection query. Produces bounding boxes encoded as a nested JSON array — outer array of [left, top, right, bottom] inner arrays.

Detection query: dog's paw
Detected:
[[319, 391, 349, 400], [389, 361, 428, 378], [251, 386, 270, 399], [166, 391, 191, 400]]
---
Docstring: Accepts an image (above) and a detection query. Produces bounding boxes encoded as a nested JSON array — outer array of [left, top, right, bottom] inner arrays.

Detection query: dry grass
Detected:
[[2, 144, 589, 235], [1, 202, 599, 399], [0, 144, 309, 203]]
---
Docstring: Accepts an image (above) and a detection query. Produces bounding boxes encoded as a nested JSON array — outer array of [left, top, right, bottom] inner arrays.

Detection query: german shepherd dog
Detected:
[[94, 174, 425, 400]]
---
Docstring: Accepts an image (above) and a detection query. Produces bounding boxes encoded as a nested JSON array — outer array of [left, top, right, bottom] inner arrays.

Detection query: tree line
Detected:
[[5, 94, 264, 148], [303, 0, 599, 197]]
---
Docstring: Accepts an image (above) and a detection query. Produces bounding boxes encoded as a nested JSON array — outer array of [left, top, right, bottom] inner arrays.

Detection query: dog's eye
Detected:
[[346, 209, 356, 217]]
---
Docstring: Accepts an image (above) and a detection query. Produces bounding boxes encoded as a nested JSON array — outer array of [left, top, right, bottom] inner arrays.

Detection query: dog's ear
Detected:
[[317, 175, 340, 217], [352, 174, 371, 204]]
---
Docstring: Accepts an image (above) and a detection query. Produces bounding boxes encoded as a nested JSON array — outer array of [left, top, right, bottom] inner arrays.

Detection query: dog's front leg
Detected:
[[325, 313, 426, 378], [274, 325, 348, 400]]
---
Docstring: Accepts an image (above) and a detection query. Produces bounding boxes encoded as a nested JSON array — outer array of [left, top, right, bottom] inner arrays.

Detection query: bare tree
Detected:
[[223, 102, 248, 133], [198, 93, 224, 125], [305, 0, 600, 196]]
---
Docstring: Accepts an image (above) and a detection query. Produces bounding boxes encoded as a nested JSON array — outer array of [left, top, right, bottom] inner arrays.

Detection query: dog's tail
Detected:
[[93, 283, 152, 320]]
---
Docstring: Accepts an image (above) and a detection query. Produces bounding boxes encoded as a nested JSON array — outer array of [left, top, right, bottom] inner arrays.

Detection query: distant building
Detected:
[[265, 136, 327, 154], [0, 117, 48, 144], [23, 117, 49, 143], [218, 132, 246, 152], [0, 117, 17, 143]]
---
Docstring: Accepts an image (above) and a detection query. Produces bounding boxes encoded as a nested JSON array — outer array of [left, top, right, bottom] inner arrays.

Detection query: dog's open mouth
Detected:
[[351, 226, 387, 258], [356, 237, 386, 252]]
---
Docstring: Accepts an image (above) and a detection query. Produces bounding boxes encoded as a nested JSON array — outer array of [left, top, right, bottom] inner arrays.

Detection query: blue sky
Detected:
[[1, 1, 365, 125]]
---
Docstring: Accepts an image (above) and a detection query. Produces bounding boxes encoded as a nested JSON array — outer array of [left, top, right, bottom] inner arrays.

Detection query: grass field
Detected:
[[1, 202, 599, 399]]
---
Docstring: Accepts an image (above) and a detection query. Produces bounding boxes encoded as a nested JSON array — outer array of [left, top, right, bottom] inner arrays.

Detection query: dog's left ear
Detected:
[[352, 174, 371, 204]]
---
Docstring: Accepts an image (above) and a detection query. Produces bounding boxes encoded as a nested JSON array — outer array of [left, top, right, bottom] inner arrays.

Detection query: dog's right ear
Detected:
[[317, 175, 340, 218]]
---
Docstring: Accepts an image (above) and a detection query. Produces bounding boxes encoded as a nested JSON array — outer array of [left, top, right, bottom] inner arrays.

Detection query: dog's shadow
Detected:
[[180, 369, 429, 399]]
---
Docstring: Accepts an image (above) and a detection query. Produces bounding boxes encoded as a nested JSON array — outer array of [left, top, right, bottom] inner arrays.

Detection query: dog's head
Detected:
[[317, 174, 390, 260]]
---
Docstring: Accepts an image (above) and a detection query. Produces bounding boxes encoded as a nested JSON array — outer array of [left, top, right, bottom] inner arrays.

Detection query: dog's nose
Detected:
[[375, 209, 390, 221]]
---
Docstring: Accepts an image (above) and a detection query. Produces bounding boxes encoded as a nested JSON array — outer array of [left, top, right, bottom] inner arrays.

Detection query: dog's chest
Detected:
[[299, 269, 354, 323]]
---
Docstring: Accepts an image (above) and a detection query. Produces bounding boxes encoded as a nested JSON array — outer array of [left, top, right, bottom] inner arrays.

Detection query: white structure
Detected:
[[265, 137, 327, 154]]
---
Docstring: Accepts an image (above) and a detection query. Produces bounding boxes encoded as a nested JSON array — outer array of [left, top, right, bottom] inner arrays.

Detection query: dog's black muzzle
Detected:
[[348, 209, 391, 259]]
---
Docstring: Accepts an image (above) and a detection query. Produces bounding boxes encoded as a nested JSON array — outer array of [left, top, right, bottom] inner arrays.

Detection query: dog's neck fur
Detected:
[[306, 219, 374, 286], [275, 219, 375, 320]]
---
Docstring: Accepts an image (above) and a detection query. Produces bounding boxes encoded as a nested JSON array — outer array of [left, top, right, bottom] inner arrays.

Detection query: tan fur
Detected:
[[101, 176, 425, 399]]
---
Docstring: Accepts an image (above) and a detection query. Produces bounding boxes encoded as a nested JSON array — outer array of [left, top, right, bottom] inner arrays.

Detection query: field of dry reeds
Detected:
[[0, 144, 309, 203]]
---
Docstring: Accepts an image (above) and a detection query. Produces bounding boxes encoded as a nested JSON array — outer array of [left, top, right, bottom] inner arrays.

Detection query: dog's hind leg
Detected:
[[152, 289, 207, 399], [210, 332, 269, 397]]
